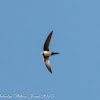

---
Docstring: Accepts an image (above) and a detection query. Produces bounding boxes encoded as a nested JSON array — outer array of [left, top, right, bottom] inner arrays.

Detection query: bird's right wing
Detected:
[[43, 31, 53, 51], [43, 56, 52, 73]]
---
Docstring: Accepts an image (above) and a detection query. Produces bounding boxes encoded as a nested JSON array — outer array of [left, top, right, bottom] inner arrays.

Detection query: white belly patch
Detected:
[[44, 51, 51, 56]]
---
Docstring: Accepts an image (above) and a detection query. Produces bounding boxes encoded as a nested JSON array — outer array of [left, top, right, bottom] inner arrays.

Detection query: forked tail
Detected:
[[51, 52, 59, 55]]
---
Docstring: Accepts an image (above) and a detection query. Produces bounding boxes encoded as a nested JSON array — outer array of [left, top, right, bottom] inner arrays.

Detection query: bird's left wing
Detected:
[[43, 56, 52, 73]]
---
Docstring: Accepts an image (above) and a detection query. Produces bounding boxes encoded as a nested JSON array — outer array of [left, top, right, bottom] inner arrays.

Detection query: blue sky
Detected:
[[0, 0, 100, 100]]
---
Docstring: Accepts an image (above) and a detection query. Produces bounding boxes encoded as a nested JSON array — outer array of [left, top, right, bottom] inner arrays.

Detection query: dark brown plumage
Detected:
[[43, 31, 53, 51]]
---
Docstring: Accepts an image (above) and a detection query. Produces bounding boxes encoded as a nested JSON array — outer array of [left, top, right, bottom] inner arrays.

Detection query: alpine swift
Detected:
[[40, 31, 59, 73]]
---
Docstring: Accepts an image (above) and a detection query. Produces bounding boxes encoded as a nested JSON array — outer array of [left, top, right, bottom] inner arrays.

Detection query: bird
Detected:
[[40, 31, 59, 73]]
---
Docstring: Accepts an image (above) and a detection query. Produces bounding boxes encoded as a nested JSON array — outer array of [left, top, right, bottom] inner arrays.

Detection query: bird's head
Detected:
[[40, 52, 44, 55]]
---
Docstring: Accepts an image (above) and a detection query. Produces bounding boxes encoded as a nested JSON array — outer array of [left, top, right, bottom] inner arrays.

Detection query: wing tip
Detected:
[[48, 66, 52, 74], [50, 70, 52, 74], [51, 30, 53, 34], [48, 68, 52, 74]]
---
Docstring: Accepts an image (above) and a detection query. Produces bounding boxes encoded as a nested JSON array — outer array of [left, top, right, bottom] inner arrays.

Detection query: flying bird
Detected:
[[40, 31, 59, 73]]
